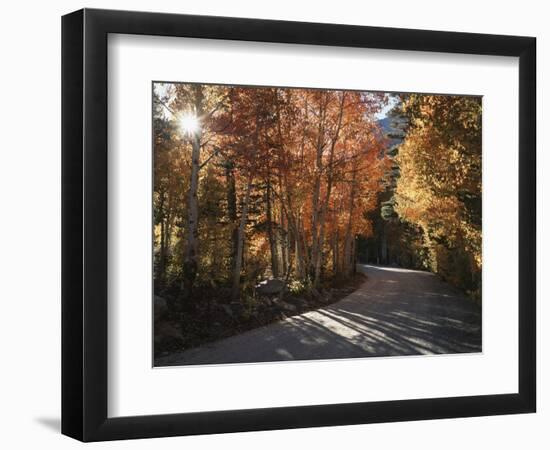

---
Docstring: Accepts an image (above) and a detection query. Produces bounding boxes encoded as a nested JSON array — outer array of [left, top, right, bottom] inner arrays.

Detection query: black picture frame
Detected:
[[61, 8, 536, 442]]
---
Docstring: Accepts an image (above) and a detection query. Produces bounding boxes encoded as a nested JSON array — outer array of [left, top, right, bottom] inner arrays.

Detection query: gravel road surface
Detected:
[[155, 265, 481, 366]]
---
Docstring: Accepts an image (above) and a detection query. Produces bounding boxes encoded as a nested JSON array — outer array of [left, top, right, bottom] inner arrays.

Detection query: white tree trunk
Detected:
[[183, 132, 201, 290], [183, 86, 204, 295], [232, 177, 253, 301]]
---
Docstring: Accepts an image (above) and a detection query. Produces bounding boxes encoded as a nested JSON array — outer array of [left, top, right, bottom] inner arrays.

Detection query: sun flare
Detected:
[[179, 113, 200, 135]]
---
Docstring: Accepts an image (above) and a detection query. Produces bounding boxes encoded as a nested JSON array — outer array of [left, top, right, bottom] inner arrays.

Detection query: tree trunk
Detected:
[[183, 133, 200, 289], [266, 180, 280, 278], [312, 93, 345, 288], [314, 212, 326, 287], [293, 217, 305, 279], [352, 236, 357, 274], [280, 175, 306, 281], [332, 229, 339, 275], [281, 211, 289, 275], [381, 228, 388, 265], [343, 232, 353, 276], [165, 188, 174, 255], [225, 160, 239, 279], [156, 189, 167, 290], [183, 86, 204, 297], [310, 175, 321, 281], [232, 176, 253, 301], [309, 96, 326, 283], [344, 165, 357, 277]]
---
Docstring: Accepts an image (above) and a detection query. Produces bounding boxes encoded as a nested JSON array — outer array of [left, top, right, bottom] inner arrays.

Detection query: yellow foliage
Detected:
[[395, 95, 482, 297]]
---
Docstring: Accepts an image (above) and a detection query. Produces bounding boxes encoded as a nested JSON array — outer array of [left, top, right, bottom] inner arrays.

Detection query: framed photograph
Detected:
[[61, 8, 536, 441]]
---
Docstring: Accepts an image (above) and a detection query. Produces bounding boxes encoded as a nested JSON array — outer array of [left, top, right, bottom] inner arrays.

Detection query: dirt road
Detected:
[[155, 265, 481, 366]]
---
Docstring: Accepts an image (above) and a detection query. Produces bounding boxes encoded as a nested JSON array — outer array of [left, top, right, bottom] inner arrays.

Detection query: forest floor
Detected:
[[155, 265, 481, 366]]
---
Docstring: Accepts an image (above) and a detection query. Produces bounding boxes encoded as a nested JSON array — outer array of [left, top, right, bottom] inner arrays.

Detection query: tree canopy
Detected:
[[153, 83, 390, 306], [154, 85, 482, 309]]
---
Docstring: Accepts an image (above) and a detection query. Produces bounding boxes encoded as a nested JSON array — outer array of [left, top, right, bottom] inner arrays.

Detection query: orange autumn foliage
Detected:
[[153, 83, 389, 299]]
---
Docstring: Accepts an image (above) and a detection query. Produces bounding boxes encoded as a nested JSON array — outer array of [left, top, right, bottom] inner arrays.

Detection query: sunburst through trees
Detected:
[[152, 83, 482, 361]]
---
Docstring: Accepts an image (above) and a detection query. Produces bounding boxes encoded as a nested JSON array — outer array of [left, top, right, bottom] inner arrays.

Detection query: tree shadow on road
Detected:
[[157, 265, 481, 366]]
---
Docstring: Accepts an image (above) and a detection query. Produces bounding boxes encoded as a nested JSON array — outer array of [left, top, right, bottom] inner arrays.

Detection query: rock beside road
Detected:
[[256, 278, 285, 296]]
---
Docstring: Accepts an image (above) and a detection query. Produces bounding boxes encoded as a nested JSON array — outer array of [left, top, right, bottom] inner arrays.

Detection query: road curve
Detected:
[[155, 265, 482, 366]]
